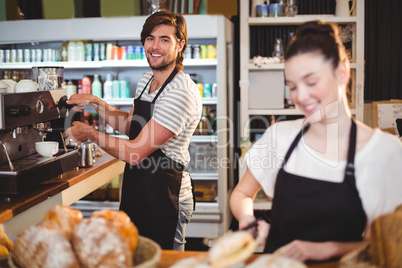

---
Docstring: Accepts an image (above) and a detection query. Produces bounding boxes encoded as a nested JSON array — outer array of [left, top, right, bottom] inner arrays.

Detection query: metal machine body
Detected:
[[0, 90, 80, 196]]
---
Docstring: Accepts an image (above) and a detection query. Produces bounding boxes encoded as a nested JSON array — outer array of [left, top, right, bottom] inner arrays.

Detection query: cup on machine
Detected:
[[35, 141, 59, 157]]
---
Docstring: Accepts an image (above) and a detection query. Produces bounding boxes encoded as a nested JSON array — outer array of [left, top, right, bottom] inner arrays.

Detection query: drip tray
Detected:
[[0, 150, 80, 195]]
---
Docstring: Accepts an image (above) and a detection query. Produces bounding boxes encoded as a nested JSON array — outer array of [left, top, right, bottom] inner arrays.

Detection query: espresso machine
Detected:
[[0, 89, 80, 199]]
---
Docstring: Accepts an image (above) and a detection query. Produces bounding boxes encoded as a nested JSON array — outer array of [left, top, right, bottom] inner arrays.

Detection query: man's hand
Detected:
[[63, 121, 94, 142], [66, 94, 97, 112]]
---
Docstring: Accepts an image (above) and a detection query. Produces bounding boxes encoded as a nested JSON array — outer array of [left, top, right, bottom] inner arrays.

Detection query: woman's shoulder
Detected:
[[358, 125, 402, 159], [256, 118, 305, 146]]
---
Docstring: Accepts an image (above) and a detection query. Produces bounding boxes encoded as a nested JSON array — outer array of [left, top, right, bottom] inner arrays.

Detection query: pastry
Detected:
[[369, 207, 402, 268], [207, 231, 257, 268], [0, 229, 13, 253], [0, 244, 9, 257], [91, 209, 139, 255], [42, 205, 83, 239], [72, 217, 133, 268], [245, 254, 307, 268], [12, 225, 79, 268]]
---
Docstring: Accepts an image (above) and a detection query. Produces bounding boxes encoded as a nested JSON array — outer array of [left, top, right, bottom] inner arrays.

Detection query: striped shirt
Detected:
[[134, 71, 202, 201]]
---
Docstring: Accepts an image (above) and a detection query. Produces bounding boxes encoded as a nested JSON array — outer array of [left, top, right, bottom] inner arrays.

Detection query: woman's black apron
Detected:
[[120, 68, 185, 249], [264, 119, 367, 253]]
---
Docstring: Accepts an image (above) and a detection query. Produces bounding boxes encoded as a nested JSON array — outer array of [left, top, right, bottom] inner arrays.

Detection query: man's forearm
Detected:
[[91, 100, 130, 135]]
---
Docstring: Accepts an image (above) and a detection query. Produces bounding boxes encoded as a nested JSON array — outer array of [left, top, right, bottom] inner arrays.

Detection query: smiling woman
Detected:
[[230, 20, 402, 264]]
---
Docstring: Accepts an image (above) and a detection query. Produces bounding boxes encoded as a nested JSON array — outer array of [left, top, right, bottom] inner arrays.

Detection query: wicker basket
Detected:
[[339, 244, 378, 268], [135, 236, 162, 268]]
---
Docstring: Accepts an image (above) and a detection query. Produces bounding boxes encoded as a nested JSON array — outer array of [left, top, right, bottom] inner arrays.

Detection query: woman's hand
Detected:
[[277, 240, 336, 262], [277, 240, 367, 263], [239, 215, 270, 246]]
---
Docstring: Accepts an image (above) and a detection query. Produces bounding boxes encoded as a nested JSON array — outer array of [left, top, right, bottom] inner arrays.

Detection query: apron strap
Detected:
[[281, 123, 310, 167], [345, 118, 357, 177], [138, 76, 154, 99], [152, 68, 179, 103]]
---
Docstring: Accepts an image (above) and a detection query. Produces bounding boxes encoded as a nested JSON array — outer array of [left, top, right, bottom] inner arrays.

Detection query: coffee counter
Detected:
[[157, 250, 338, 268], [0, 151, 125, 236]]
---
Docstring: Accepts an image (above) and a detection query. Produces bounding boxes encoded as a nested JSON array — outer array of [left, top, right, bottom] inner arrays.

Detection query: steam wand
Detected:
[[0, 141, 14, 171]]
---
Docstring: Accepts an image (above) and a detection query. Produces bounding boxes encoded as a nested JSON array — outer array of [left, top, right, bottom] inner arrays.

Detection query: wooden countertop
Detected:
[[0, 249, 340, 268], [157, 250, 339, 268], [0, 151, 125, 236]]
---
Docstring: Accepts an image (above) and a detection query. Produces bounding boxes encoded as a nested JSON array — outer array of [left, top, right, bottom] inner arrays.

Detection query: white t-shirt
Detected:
[[135, 71, 202, 202], [246, 119, 402, 229]]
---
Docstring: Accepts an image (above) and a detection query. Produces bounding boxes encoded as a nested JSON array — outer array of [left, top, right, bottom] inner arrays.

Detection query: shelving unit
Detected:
[[0, 15, 234, 238], [239, 2, 365, 208]]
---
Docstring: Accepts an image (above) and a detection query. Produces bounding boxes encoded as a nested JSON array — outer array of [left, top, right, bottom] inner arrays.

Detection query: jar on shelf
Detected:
[[285, 0, 298, 16], [272, 38, 284, 61]]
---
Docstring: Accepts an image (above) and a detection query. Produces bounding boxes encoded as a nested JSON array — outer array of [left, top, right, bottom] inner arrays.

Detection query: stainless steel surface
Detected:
[[0, 141, 14, 171], [0, 149, 80, 195], [60, 132, 68, 152], [78, 141, 95, 168]]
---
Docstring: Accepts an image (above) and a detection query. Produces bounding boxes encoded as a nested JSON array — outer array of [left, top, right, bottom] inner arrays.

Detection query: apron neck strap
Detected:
[[137, 68, 179, 102], [152, 68, 179, 103], [282, 123, 310, 166], [345, 118, 357, 176]]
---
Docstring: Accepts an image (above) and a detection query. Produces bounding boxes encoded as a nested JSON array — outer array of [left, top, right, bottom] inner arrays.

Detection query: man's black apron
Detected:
[[264, 119, 367, 253], [120, 68, 185, 249]]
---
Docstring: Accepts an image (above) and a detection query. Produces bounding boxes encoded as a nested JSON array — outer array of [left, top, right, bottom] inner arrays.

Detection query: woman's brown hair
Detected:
[[285, 20, 348, 70], [141, 11, 188, 71]]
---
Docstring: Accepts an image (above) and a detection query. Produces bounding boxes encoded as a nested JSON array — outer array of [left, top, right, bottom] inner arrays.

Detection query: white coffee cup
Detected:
[[0, 81, 10, 94], [35, 141, 59, 157], [1, 79, 17, 93], [0, 79, 17, 93], [15, 79, 38, 93]]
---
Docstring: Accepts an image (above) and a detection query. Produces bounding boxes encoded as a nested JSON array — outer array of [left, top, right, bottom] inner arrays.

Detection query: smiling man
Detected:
[[64, 11, 202, 250]]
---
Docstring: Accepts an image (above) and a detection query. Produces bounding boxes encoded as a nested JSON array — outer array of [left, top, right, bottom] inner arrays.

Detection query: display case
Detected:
[[0, 15, 235, 238]]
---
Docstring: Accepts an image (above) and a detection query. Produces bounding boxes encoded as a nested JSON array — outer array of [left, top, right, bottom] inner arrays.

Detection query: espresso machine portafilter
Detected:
[[0, 89, 80, 198]]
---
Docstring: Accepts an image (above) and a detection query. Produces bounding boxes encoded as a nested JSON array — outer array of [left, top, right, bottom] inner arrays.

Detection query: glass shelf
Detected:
[[248, 15, 357, 26], [0, 59, 217, 70]]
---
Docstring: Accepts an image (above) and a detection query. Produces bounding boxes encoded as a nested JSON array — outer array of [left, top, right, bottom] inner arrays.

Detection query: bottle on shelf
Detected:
[[103, 73, 113, 99], [195, 106, 210, 135], [119, 80, 130, 98], [240, 137, 252, 157], [61, 41, 69, 62], [208, 108, 217, 134], [67, 41, 76, 62], [82, 75, 92, 95], [77, 79, 83, 94], [66, 80, 77, 98], [92, 74, 102, 98], [112, 74, 120, 98], [76, 41, 85, 61]]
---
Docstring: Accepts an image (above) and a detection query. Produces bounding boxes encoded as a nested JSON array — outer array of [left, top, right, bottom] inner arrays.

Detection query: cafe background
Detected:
[[0, 0, 401, 251]]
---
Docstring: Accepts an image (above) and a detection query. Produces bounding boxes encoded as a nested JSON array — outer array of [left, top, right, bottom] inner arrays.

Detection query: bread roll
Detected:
[[91, 209, 139, 255], [245, 254, 307, 268], [207, 231, 257, 268], [42, 205, 83, 239], [72, 217, 133, 268], [0, 229, 13, 252], [12, 225, 79, 268], [370, 208, 402, 268], [0, 245, 9, 257]]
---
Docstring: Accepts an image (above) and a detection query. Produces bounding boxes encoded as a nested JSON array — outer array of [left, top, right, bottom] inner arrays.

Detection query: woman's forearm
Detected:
[[230, 189, 255, 221]]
